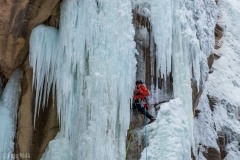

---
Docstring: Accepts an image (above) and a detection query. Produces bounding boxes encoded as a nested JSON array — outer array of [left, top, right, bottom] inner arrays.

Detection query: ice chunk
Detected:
[[140, 99, 191, 160]]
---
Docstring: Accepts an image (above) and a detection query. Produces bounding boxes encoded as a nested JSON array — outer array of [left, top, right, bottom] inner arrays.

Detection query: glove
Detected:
[[135, 89, 140, 95], [144, 104, 149, 110]]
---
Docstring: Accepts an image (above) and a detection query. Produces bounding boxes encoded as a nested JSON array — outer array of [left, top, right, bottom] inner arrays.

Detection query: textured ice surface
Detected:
[[135, 0, 217, 159], [224, 141, 240, 160], [194, 0, 240, 159], [140, 99, 191, 160], [30, 0, 136, 160], [131, 0, 151, 18], [151, 0, 217, 84], [0, 69, 22, 160], [193, 90, 219, 158], [151, 0, 216, 147], [41, 135, 72, 160]]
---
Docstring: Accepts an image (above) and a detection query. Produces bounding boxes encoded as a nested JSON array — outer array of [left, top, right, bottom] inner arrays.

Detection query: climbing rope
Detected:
[[144, 104, 148, 160]]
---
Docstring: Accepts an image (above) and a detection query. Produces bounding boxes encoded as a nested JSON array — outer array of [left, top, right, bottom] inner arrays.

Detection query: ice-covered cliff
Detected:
[[133, 0, 240, 159], [194, 0, 240, 159], [130, 0, 216, 158], [0, 0, 240, 159]]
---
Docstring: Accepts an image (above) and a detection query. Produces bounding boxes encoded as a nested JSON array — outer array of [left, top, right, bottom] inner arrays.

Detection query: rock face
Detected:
[[0, 0, 61, 159], [0, 0, 60, 78], [126, 111, 145, 160], [15, 59, 59, 160], [133, 10, 152, 87], [203, 147, 221, 160], [15, 60, 33, 159], [30, 87, 59, 160]]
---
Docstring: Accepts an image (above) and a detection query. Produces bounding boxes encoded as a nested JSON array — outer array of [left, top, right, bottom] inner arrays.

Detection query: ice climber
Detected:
[[133, 80, 156, 124]]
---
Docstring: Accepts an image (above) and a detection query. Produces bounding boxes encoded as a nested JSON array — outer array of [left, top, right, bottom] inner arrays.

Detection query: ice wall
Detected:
[[134, 0, 217, 159], [194, 0, 240, 159], [30, 0, 136, 159], [151, 0, 216, 138], [0, 69, 23, 160]]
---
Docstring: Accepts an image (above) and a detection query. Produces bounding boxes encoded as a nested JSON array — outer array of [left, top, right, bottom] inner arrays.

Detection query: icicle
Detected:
[[29, 25, 58, 126], [149, 0, 210, 158], [151, 0, 173, 81], [30, 0, 136, 159]]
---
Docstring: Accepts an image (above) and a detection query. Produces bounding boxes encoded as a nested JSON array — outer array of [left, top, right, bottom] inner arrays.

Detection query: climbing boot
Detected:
[[148, 118, 156, 124]]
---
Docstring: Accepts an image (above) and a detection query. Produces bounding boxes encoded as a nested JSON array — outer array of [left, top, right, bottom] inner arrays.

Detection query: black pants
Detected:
[[134, 102, 154, 120]]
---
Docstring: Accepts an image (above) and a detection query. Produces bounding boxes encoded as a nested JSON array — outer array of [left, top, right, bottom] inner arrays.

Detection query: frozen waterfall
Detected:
[[30, 0, 136, 160], [29, 0, 218, 159]]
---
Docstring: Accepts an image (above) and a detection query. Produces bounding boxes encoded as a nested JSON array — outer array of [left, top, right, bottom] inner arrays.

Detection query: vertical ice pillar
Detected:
[[150, 0, 173, 102], [0, 70, 23, 160], [30, 0, 136, 159], [151, 0, 172, 82], [150, 0, 204, 158], [171, 0, 193, 149]]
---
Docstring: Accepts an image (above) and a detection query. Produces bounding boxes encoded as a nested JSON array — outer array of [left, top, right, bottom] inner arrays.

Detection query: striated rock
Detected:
[[203, 147, 221, 160], [208, 53, 215, 69], [193, 19, 223, 118], [217, 132, 227, 159], [126, 111, 145, 160], [191, 148, 196, 160], [30, 90, 59, 160], [15, 59, 59, 160], [207, 95, 218, 112], [214, 24, 223, 49], [192, 80, 203, 115], [16, 59, 33, 159], [0, 0, 61, 78], [126, 127, 144, 160], [133, 11, 151, 87]]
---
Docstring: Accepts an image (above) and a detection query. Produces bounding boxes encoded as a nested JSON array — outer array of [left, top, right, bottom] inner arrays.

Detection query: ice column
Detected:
[[171, 0, 194, 142], [30, 0, 136, 159], [150, 0, 205, 157], [0, 70, 23, 160], [151, 0, 172, 81]]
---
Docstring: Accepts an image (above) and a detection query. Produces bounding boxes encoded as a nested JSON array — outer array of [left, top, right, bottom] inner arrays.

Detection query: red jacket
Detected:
[[133, 84, 149, 101]]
